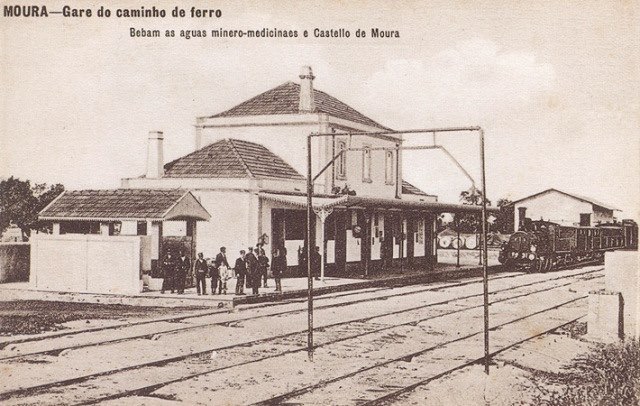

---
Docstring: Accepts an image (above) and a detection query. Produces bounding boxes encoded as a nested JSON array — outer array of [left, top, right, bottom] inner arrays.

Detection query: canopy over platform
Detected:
[[259, 192, 499, 214], [39, 189, 211, 222]]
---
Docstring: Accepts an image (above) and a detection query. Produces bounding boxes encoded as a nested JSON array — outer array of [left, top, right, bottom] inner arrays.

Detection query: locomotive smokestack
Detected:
[[518, 207, 527, 230]]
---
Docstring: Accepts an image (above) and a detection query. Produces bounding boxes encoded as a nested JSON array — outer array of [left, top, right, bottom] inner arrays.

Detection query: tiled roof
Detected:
[[163, 138, 304, 181], [512, 188, 619, 211], [207, 82, 391, 130], [40, 189, 192, 220], [401, 180, 429, 196]]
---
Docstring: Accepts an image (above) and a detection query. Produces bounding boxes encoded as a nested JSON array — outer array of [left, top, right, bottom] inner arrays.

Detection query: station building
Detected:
[[39, 66, 492, 289], [119, 66, 491, 276]]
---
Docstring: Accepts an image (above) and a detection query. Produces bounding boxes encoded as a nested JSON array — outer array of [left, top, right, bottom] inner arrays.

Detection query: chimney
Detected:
[[146, 131, 164, 178], [299, 66, 315, 113]]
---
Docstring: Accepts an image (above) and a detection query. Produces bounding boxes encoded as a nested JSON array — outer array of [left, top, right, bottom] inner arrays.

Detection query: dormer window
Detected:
[[385, 149, 395, 185]]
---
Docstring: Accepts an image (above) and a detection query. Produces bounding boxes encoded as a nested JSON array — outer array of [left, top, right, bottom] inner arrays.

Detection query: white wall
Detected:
[[514, 191, 593, 229], [402, 193, 438, 203], [333, 134, 399, 199], [30, 234, 142, 295], [371, 213, 384, 260], [414, 217, 426, 257], [190, 190, 253, 260], [604, 250, 639, 339], [346, 230, 362, 262], [392, 218, 408, 259], [120, 221, 138, 235]]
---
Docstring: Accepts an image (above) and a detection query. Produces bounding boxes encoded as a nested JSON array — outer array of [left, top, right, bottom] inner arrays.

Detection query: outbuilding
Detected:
[[32, 189, 210, 294], [512, 188, 618, 231]]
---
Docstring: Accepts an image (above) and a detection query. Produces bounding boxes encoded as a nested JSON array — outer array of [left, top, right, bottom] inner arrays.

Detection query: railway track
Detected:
[[1, 266, 506, 350], [250, 297, 587, 405], [0, 267, 603, 405], [0, 258, 600, 355], [0, 269, 535, 361], [0, 267, 600, 364]]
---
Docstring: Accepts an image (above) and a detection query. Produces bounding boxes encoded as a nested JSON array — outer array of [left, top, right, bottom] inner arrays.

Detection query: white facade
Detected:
[[513, 189, 615, 230], [196, 114, 402, 198], [119, 67, 440, 271]]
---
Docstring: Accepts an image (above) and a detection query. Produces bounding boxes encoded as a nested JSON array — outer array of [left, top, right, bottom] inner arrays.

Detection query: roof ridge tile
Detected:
[[228, 138, 255, 179]]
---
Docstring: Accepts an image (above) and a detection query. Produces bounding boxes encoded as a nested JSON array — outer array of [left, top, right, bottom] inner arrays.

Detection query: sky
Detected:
[[1, 0, 639, 219]]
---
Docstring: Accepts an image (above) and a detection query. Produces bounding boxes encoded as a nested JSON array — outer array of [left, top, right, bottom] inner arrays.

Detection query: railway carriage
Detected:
[[499, 219, 637, 272]]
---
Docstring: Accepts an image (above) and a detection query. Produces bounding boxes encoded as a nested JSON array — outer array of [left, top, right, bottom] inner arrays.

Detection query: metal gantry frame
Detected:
[[304, 126, 490, 373]]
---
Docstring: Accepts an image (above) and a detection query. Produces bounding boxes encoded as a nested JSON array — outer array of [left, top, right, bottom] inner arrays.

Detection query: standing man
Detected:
[[194, 252, 208, 295], [298, 246, 307, 277], [208, 257, 220, 294], [214, 247, 230, 294], [245, 246, 259, 294], [161, 250, 176, 294], [176, 250, 190, 294], [234, 250, 247, 295], [272, 247, 287, 293], [257, 248, 270, 288]]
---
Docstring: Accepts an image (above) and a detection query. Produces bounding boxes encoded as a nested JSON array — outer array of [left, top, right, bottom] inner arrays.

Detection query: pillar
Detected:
[[52, 222, 60, 235], [406, 214, 414, 265], [314, 207, 333, 281], [362, 211, 372, 276], [100, 222, 110, 235], [335, 209, 347, 274], [149, 221, 162, 260]]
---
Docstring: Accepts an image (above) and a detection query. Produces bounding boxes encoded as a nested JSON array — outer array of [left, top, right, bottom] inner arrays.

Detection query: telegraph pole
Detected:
[[306, 135, 314, 361]]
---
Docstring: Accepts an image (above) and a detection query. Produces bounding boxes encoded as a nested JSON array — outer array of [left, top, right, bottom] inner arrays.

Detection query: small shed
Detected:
[[32, 189, 210, 294]]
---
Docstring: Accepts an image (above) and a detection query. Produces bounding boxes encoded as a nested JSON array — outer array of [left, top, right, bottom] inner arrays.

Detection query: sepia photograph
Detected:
[[1, 1, 639, 404]]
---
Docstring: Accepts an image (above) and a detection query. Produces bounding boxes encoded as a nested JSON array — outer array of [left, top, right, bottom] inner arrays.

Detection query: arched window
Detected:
[[336, 140, 347, 180], [385, 150, 395, 185], [362, 145, 372, 182]]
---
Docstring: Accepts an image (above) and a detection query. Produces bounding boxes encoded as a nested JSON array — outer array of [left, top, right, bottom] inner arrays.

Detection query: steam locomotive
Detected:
[[498, 219, 638, 272]]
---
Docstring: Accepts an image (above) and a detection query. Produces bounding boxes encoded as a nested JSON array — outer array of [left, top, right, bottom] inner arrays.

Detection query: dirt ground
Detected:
[[390, 321, 640, 406], [0, 301, 203, 335], [388, 327, 593, 405]]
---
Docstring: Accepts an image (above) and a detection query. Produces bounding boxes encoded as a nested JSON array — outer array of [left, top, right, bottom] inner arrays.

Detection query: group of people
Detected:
[[159, 250, 191, 294], [160, 245, 288, 296]]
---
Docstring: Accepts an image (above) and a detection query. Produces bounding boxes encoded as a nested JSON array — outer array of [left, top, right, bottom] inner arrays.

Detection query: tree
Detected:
[[459, 186, 491, 206], [0, 177, 64, 240], [455, 186, 492, 233]]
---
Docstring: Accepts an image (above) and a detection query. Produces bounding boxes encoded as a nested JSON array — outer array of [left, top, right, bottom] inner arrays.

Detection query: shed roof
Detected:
[[512, 188, 619, 211], [39, 189, 211, 221], [259, 192, 499, 214], [401, 180, 434, 197], [206, 82, 391, 130], [162, 138, 304, 181]]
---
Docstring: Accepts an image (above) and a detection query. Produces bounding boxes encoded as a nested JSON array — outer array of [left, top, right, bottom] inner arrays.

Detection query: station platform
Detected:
[[0, 263, 499, 309]]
